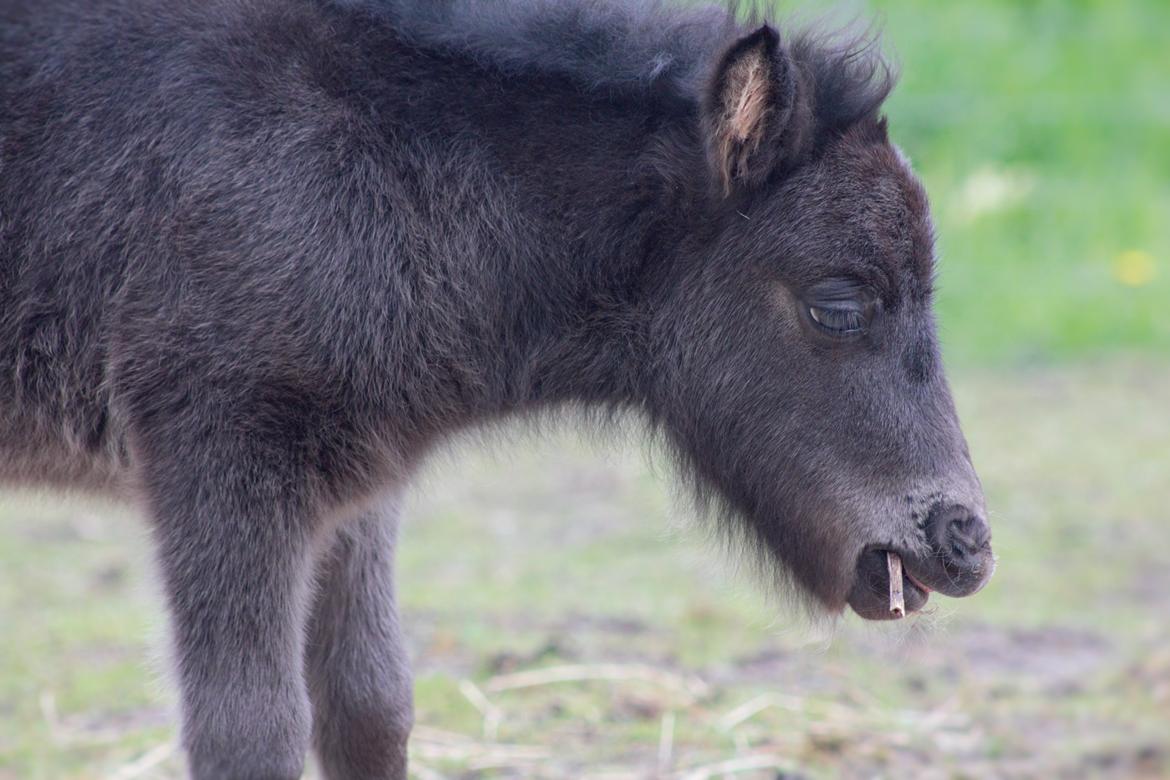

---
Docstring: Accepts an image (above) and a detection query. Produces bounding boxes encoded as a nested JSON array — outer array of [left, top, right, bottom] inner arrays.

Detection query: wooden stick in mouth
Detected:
[[887, 551, 905, 618]]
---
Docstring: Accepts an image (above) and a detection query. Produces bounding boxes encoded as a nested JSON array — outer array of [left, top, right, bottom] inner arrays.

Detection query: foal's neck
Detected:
[[486, 104, 702, 415]]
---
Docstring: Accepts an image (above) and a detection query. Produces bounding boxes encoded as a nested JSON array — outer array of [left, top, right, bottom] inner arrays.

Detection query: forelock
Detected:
[[787, 24, 897, 143]]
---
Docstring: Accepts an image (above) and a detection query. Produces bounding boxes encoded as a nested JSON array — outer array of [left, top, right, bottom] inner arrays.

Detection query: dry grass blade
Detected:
[[412, 740, 549, 765], [458, 679, 503, 741], [407, 761, 448, 780], [657, 710, 676, 773], [107, 743, 176, 780], [715, 692, 808, 732], [410, 725, 549, 766], [678, 754, 792, 779], [485, 663, 709, 702]]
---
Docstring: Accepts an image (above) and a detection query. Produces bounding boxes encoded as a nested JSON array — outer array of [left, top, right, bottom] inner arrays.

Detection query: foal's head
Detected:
[[648, 25, 993, 619]]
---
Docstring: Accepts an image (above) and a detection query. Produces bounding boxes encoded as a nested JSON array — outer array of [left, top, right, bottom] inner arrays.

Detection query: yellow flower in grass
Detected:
[[1113, 250, 1156, 287]]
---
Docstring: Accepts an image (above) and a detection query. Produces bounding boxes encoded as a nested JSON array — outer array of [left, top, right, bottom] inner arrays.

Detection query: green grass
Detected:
[[859, 0, 1170, 364]]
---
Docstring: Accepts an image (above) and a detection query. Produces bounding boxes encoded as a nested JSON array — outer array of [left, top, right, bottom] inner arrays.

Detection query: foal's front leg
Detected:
[[143, 436, 319, 779], [307, 501, 414, 780]]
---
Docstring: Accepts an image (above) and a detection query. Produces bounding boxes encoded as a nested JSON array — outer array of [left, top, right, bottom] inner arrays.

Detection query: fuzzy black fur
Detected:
[[0, 0, 990, 776]]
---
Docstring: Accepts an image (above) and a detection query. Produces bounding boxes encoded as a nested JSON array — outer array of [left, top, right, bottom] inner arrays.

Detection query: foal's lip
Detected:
[[899, 546, 997, 598], [894, 560, 931, 614], [904, 568, 933, 594]]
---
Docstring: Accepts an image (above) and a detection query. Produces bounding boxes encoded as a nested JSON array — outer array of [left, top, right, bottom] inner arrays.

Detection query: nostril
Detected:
[[949, 514, 991, 557], [924, 505, 991, 564]]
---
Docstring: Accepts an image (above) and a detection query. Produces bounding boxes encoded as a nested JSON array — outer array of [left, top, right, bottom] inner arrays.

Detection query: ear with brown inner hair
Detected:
[[703, 25, 807, 195]]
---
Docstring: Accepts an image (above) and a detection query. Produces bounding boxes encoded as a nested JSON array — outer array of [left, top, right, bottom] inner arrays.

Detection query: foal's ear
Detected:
[[704, 25, 805, 195]]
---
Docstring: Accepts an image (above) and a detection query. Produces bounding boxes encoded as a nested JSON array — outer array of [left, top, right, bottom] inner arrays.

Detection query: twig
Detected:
[[887, 551, 905, 618]]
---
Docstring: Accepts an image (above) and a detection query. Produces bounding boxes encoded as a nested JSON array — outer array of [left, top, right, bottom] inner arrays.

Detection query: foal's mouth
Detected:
[[846, 545, 996, 621], [846, 548, 930, 620]]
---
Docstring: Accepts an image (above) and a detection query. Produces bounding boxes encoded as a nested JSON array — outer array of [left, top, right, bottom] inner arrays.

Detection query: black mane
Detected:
[[341, 0, 895, 131]]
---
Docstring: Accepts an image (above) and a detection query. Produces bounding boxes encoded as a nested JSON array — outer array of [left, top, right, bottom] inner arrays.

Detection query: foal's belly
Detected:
[[0, 412, 130, 496]]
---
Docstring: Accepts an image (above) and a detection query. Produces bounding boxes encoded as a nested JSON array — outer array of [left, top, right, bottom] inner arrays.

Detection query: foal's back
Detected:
[[0, 0, 443, 490], [0, 0, 699, 494]]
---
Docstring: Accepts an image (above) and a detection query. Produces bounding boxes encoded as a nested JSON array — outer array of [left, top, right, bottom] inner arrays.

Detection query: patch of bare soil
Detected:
[[901, 622, 1115, 692]]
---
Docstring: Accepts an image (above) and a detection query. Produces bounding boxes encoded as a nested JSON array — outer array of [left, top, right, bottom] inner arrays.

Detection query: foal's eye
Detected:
[[804, 281, 878, 337], [809, 303, 866, 335]]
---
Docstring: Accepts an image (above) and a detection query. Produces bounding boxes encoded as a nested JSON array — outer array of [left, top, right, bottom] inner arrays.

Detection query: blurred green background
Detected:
[[1, 0, 1167, 778], [878, 0, 1169, 364]]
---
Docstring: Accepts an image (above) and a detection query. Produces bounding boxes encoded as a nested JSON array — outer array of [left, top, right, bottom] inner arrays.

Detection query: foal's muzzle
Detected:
[[906, 503, 995, 598], [846, 501, 995, 620]]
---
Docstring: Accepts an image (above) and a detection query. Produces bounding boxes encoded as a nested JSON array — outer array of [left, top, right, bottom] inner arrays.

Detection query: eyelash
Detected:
[[803, 281, 879, 337], [808, 304, 866, 334]]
